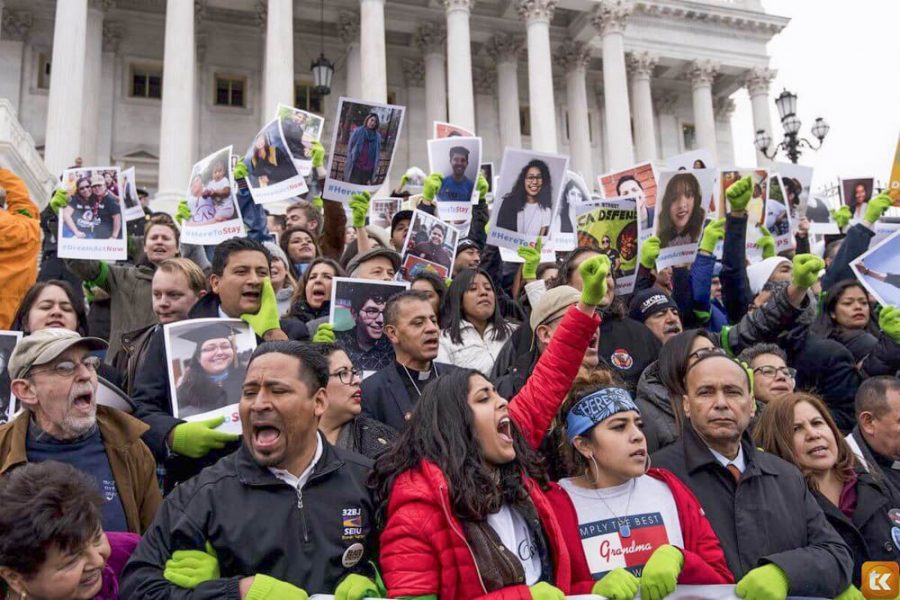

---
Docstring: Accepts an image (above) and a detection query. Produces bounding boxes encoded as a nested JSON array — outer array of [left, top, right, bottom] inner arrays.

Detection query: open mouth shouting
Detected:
[[496, 416, 513, 446], [70, 386, 95, 415], [251, 418, 284, 455]]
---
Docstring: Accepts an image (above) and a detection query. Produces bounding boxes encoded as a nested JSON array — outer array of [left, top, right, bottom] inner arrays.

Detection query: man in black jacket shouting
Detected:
[[121, 341, 377, 599]]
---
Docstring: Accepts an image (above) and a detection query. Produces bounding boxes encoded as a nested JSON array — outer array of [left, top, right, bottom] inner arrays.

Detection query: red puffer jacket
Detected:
[[546, 467, 734, 585], [380, 306, 602, 598]]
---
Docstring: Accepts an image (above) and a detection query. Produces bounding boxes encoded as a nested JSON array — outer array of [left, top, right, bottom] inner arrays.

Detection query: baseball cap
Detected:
[[346, 247, 402, 276], [8, 328, 107, 380], [530, 285, 581, 331], [628, 288, 678, 323], [456, 238, 480, 256], [90, 174, 105, 186]]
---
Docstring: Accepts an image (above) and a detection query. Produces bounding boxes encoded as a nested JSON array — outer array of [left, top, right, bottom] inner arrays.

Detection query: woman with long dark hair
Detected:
[[279, 225, 321, 279], [656, 172, 705, 247], [344, 112, 383, 185], [557, 177, 587, 234], [410, 270, 446, 319], [496, 160, 553, 236], [438, 268, 516, 375], [174, 324, 245, 418], [246, 132, 294, 187], [287, 257, 346, 331]]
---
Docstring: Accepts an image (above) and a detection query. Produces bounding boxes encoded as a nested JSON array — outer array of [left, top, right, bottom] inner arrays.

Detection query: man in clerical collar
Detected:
[[846, 376, 900, 503]]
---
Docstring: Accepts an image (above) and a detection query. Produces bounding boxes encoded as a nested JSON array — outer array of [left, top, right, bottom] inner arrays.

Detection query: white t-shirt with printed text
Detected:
[[486, 504, 542, 585]]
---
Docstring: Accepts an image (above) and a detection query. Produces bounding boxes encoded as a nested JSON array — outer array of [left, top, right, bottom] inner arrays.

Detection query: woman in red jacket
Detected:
[[546, 374, 733, 600]]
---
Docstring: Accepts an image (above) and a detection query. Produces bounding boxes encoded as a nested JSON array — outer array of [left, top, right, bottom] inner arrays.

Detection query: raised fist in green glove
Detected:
[[699, 218, 726, 255], [246, 574, 308, 600], [864, 192, 893, 224], [735, 563, 789, 600], [422, 172, 443, 203], [164, 542, 219, 589], [640, 235, 661, 270], [241, 277, 281, 337], [725, 175, 754, 213], [171, 416, 240, 458], [757, 226, 776, 259], [476, 172, 489, 202], [833, 584, 866, 600], [349, 192, 371, 228], [311, 196, 324, 210], [313, 322, 336, 344], [50, 188, 69, 215], [175, 199, 192, 226], [791, 253, 825, 289], [640, 544, 684, 600], [593, 567, 639, 600], [517, 237, 543, 280], [579, 253, 611, 307], [311, 141, 326, 169], [233, 159, 248, 181], [831, 205, 852, 230], [529, 581, 565, 600], [334, 574, 381, 600], [879, 305, 900, 344]]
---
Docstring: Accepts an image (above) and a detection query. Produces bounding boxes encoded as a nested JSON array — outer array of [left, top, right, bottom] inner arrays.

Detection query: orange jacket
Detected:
[[0, 169, 41, 329]]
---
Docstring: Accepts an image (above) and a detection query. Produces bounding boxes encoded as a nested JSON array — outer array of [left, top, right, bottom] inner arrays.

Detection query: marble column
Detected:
[[79, 0, 109, 165], [338, 11, 361, 99], [473, 67, 500, 162], [156, 0, 195, 207], [715, 96, 736, 166], [519, 0, 558, 153], [261, 0, 294, 119], [587, 82, 604, 179], [44, 0, 88, 177], [414, 22, 447, 129], [402, 59, 426, 169], [443, 0, 475, 131], [0, 9, 32, 115], [96, 21, 121, 165], [359, 0, 387, 103], [592, 0, 634, 170], [485, 32, 523, 151], [654, 92, 679, 159], [555, 41, 591, 182], [688, 59, 719, 161], [627, 51, 657, 163], [744, 66, 776, 166]]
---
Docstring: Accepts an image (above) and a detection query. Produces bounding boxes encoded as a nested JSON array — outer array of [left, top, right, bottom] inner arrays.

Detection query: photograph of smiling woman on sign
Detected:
[[653, 169, 715, 271]]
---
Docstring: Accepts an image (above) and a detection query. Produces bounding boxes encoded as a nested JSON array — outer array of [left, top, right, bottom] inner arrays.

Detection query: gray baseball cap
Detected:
[[8, 328, 107, 380]]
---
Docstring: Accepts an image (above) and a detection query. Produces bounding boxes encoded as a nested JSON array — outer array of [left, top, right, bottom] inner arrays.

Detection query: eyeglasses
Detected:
[[27, 355, 101, 378], [753, 366, 796, 379], [525, 175, 543, 182], [330, 367, 362, 385], [359, 307, 383, 318], [687, 347, 726, 363]]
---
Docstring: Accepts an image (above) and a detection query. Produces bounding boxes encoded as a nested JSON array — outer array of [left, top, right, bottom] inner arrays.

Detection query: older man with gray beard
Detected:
[[0, 328, 159, 533]]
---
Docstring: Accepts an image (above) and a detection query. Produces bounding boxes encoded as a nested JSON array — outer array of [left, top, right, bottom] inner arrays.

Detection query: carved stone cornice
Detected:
[[632, 1, 788, 35], [554, 41, 591, 73], [88, 0, 115, 12], [484, 32, 524, 64], [443, 0, 475, 15], [627, 51, 657, 78], [473, 67, 496, 94], [402, 59, 425, 87], [1, 9, 32, 41], [653, 92, 678, 115], [591, 0, 632, 36], [338, 10, 360, 45], [744, 66, 777, 96], [518, 0, 558, 25], [715, 96, 736, 120], [102, 21, 122, 53], [687, 59, 719, 88], [413, 22, 446, 55]]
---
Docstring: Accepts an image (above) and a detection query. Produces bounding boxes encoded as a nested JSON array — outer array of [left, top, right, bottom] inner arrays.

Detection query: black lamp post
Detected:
[[754, 89, 829, 164], [311, 0, 334, 96]]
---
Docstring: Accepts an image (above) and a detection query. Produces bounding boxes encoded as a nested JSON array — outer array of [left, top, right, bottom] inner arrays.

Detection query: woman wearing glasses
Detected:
[[495, 160, 553, 236], [736, 343, 796, 410], [313, 343, 396, 459]]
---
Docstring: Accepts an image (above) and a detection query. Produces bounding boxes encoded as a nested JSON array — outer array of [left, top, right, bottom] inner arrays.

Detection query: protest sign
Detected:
[[243, 119, 308, 204], [163, 318, 256, 435], [96, 376, 134, 414], [0, 331, 22, 424], [369, 198, 403, 230], [665, 149, 719, 215], [575, 197, 638, 295], [181, 146, 245, 245], [871, 217, 900, 249], [719, 168, 769, 263], [765, 173, 794, 253], [56, 166, 127, 261], [654, 169, 715, 270], [774, 163, 818, 232], [427, 136, 481, 223], [480, 163, 494, 195], [487, 147, 569, 251], [889, 133, 900, 205], [119, 167, 145, 222], [400, 210, 460, 281], [852, 229, 900, 308], [433, 121, 474, 139], [551, 171, 593, 251], [598, 162, 657, 241], [324, 97, 406, 204], [277, 103, 325, 177], [840, 176, 874, 221]]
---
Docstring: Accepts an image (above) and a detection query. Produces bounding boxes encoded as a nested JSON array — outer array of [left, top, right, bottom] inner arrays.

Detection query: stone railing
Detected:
[[0, 98, 55, 208]]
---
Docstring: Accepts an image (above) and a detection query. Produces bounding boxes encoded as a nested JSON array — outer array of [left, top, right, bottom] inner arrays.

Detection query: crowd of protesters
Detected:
[[0, 126, 897, 600]]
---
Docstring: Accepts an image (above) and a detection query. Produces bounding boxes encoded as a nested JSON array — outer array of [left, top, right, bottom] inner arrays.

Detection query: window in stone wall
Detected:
[[215, 76, 245, 107], [294, 82, 323, 114], [130, 65, 162, 99], [520, 106, 531, 137], [682, 123, 696, 151], [37, 53, 52, 90]]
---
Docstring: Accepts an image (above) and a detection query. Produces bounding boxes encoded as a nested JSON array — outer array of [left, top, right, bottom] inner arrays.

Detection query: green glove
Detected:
[[171, 416, 240, 459], [735, 564, 789, 600], [164, 542, 219, 589], [791, 253, 825, 289], [831, 205, 852, 230], [399, 173, 410, 188], [311, 141, 325, 169], [699, 218, 726, 254], [313, 322, 336, 344], [246, 574, 308, 600], [233, 160, 248, 181], [49, 188, 68, 215], [640, 235, 661, 270], [640, 544, 684, 600], [878, 305, 900, 344], [579, 253, 611, 306], [422, 173, 443, 203], [349, 192, 371, 228], [725, 175, 753, 213], [864, 192, 893, 224], [175, 199, 192, 226], [312, 196, 324, 210], [335, 574, 381, 600], [241, 277, 281, 337], [528, 581, 565, 600], [476, 172, 489, 202], [517, 237, 542, 280], [592, 568, 639, 600], [757, 226, 776, 259], [834, 584, 866, 600]]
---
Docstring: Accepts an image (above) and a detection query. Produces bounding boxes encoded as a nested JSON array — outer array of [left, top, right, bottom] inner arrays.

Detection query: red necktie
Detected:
[[726, 464, 742, 483]]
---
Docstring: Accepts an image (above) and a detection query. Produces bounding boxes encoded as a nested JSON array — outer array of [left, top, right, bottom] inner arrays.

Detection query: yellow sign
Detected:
[[889, 133, 900, 205]]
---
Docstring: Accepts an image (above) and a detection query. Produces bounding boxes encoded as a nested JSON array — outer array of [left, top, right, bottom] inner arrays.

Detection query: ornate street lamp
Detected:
[[754, 89, 829, 164], [311, 0, 334, 96]]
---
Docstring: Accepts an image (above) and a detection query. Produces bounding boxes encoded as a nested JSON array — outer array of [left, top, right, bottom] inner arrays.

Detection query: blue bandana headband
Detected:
[[566, 387, 640, 441]]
